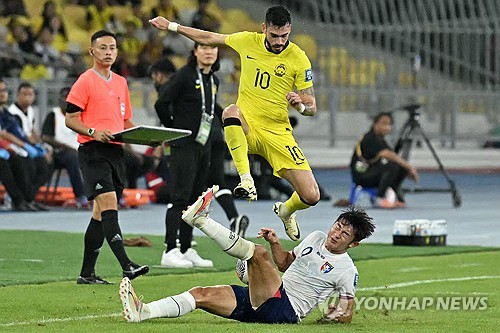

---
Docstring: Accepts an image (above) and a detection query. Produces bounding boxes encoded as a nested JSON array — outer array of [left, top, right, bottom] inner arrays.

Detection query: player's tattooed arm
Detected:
[[297, 86, 316, 116]]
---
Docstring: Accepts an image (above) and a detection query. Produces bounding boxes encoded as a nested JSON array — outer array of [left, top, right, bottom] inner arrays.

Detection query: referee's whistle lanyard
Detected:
[[194, 67, 215, 146]]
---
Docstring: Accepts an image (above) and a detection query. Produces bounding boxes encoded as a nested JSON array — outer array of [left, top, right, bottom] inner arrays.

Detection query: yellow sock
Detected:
[[224, 124, 250, 175], [284, 191, 311, 215]]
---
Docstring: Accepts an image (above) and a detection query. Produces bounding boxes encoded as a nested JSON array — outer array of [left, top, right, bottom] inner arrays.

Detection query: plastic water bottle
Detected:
[[9, 143, 28, 157], [2, 193, 12, 211]]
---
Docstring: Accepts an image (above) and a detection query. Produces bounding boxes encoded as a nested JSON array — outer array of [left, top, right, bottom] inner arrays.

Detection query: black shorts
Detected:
[[228, 284, 299, 324], [78, 141, 125, 200]]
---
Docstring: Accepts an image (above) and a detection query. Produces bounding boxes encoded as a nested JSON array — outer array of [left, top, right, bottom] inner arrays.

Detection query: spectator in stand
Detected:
[[0, 24, 23, 76], [0, 78, 47, 211], [35, 1, 69, 53], [0, 0, 27, 17], [130, 0, 150, 38], [41, 87, 88, 208], [151, 0, 179, 23], [85, 0, 124, 33], [162, 30, 194, 57], [117, 17, 146, 77], [7, 81, 50, 210], [135, 29, 166, 77], [7, 16, 36, 55], [34, 26, 72, 79], [191, 0, 221, 32]]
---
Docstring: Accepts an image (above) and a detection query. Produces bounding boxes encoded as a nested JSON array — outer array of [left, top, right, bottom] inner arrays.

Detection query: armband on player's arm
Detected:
[[66, 102, 83, 114]]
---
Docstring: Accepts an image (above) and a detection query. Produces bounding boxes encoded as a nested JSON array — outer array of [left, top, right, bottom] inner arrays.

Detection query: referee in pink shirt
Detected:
[[65, 30, 149, 284]]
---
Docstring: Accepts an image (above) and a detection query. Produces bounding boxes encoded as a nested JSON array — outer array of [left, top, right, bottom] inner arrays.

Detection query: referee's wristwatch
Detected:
[[87, 128, 95, 137]]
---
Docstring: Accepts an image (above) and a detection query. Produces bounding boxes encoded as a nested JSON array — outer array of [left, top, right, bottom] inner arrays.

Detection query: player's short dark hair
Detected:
[[265, 5, 291, 27], [373, 112, 393, 125], [91, 30, 116, 44], [337, 206, 375, 242]]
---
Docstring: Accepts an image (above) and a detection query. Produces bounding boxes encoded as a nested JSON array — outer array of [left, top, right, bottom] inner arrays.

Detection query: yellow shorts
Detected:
[[246, 124, 311, 177]]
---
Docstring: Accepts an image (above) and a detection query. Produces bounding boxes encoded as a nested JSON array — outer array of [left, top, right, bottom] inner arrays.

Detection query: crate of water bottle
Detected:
[[393, 219, 447, 236]]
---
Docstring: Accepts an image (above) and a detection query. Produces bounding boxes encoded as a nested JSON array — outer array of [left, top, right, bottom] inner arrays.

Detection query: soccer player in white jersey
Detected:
[[119, 186, 375, 324]]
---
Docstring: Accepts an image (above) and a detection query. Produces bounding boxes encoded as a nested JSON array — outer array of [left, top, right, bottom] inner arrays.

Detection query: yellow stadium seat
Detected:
[[224, 8, 259, 31], [219, 20, 238, 34], [62, 5, 87, 31], [110, 5, 133, 20], [293, 34, 317, 61], [25, 0, 43, 19], [170, 55, 187, 69]]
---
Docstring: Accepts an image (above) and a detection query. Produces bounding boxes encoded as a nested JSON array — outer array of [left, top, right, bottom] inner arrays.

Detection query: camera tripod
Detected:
[[393, 103, 462, 208]]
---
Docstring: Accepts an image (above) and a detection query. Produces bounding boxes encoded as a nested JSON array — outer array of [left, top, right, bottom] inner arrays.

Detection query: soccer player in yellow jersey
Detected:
[[150, 5, 320, 241]]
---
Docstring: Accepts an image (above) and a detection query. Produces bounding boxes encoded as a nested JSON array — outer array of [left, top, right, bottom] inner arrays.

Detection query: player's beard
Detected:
[[265, 39, 288, 54]]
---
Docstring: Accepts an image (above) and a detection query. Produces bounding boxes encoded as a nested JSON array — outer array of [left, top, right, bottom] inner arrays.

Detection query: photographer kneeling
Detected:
[[350, 112, 419, 208]]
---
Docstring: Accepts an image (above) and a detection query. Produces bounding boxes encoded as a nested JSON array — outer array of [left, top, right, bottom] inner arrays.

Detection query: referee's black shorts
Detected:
[[78, 141, 125, 200]]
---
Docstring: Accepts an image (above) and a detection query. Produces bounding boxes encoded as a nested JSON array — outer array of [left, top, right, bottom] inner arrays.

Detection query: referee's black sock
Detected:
[[101, 209, 130, 268], [215, 189, 238, 220], [79, 218, 105, 277]]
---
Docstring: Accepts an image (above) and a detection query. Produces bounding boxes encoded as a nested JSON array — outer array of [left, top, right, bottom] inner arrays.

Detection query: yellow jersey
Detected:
[[225, 32, 313, 131]]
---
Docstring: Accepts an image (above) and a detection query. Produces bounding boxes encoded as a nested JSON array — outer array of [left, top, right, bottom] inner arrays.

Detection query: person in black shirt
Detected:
[[350, 112, 419, 208], [155, 43, 219, 268]]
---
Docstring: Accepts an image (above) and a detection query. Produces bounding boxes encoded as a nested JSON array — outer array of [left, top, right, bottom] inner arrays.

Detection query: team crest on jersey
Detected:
[[274, 63, 287, 77], [305, 68, 313, 82], [320, 261, 334, 274]]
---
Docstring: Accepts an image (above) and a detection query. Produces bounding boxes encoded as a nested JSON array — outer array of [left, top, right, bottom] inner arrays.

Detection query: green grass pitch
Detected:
[[0, 230, 498, 332]]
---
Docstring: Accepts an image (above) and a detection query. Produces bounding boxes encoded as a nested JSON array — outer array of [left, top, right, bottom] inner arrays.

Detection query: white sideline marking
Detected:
[[0, 258, 44, 262], [359, 275, 500, 291], [0, 313, 120, 327], [2, 275, 499, 327]]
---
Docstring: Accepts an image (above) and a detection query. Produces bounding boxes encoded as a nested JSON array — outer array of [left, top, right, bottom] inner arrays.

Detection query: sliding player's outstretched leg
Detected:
[[182, 186, 255, 260]]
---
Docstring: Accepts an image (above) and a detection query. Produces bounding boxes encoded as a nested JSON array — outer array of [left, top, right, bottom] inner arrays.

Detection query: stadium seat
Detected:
[[224, 8, 259, 31], [62, 5, 87, 31], [348, 183, 377, 206], [219, 20, 237, 34], [170, 55, 187, 70], [24, 0, 43, 19], [293, 34, 317, 61], [110, 6, 133, 20], [44, 167, 63, 204]]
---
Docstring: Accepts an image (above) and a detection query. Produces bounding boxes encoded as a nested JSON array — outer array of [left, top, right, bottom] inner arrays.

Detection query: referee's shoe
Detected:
[[123, 262, 149, 280]]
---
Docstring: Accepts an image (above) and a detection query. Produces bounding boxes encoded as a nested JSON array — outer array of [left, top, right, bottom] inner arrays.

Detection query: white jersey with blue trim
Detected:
[[282, 231, 359, 318]]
